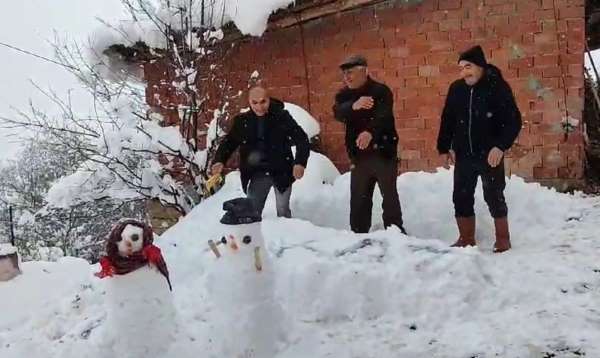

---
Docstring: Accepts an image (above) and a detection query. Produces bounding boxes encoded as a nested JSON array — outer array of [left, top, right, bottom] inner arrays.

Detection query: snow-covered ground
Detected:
[[1, 153, 600, 357]]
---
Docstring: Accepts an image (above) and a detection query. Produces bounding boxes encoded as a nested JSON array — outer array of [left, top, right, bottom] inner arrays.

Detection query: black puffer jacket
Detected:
[[437, 65, 522, 159], [333, 77, 399, 160], [214, 98, 310, 193]]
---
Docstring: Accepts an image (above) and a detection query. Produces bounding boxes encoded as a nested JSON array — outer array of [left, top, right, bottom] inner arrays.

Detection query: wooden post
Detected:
[[254, 247, 262, 272], [208, 240, 221, 258], [9, 205, 15, 246]]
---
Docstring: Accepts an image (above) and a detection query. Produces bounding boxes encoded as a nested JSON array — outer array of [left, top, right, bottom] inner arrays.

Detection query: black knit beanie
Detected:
[[458, 45, 487, 68]]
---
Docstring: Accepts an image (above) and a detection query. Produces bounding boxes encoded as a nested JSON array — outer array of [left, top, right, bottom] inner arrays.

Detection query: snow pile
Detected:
[[101, 266, 176, 357], [2, 156, 600, 357], [285, 102, 320, 139], [0, 244, 17, 256]]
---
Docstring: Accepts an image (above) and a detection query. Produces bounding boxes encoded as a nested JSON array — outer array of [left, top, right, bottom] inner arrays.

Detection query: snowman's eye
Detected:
[[131, 234, 140, 242], [242, 235, 252, 244]]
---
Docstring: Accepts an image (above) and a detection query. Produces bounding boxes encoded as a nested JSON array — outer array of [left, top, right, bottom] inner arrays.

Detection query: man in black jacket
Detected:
[[333, 55, 406, 234], [437, 45, 522, 253], [211, 86, 310, 218]]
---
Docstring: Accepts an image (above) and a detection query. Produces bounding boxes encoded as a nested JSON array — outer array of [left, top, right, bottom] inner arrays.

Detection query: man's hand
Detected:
[[441, 150, 456, 169], [352, 96, 374, 111], [293, 165, 305, 180], [356, 131, 373, 150], [211, 162, 224, 176], [487, 147, 504, 168]]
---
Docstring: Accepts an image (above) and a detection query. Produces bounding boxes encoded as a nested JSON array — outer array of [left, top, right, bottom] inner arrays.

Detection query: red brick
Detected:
[[439, 0, 461, 10], [398, 118, 426, 129], [439, 19, 462, 31], [400, 150, 422, 160], [520, 22, 543, 34], [403, 140, 426, 151], [535, 54, 559, 67], [419, 65, 441, 77], [558, 166, 581, 179], [542, 67, 562, 78], [560, 53, 583, 65], [568, 64, 583, 77], [509, 57, 534, 70], [397, 108, 420, 119], [534, 166, 559, 179], [449, 30, 472, 42], [389, 46, 410, 58], [489, 3, 517, 15], [417, 22, 439, 33], [535, 9, 557, 20], [559, 6, 584, 19]]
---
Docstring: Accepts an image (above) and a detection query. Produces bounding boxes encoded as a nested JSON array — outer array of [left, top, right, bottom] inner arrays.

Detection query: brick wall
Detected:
[[145, 0, 587, 189]]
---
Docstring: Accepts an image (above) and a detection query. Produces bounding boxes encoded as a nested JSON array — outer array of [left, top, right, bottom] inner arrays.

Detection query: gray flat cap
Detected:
[[339, 54, 368, 70]]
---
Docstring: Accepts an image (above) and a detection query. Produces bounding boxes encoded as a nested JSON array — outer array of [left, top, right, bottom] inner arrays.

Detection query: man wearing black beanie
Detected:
[[437, 45, 522, 253]]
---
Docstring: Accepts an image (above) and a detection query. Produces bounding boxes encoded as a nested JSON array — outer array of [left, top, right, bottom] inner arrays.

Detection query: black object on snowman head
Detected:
[[220, 197, 262, 225]]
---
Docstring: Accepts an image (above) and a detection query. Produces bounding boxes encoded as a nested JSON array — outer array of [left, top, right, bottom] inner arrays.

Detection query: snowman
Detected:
[[95, 219, 176, 358], [207, 198, 287, 358]]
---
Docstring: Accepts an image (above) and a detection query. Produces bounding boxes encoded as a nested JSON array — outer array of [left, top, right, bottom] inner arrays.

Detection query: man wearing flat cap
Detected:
[[333, 54, 406, 235], [437, 45, 522, 253]]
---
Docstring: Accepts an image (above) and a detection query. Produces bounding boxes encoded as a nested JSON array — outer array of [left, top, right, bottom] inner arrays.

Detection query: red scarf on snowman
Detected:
[[95, 219, 172, 291]]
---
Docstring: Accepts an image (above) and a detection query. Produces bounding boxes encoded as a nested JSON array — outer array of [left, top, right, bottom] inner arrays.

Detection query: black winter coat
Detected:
[[437, 65, 522, 160], [214, 99, 310, 193], [333, 77, 399, 160]]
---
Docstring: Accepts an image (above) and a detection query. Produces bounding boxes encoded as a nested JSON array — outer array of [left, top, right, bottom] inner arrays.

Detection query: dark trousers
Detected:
[[350, 153, 404, 233], [247, 172, 292, 218], [453, 157, 508, 218]]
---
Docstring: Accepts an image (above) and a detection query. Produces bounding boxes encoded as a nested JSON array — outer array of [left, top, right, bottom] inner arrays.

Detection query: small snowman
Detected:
[[207, 198, 287, 358], [95, 219, 176, 358]]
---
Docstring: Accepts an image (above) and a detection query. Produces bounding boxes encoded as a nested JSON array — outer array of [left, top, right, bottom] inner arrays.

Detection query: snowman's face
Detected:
[[117, 224, 144, 257], [217, 223, 265, 259]]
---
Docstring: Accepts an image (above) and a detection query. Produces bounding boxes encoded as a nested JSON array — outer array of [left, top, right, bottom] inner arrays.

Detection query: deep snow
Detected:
[[2, 154, 600, 357]]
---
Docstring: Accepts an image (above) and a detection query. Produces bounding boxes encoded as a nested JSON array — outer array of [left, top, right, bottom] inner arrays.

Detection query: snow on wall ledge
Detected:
[[226, 0, 296, 36]]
